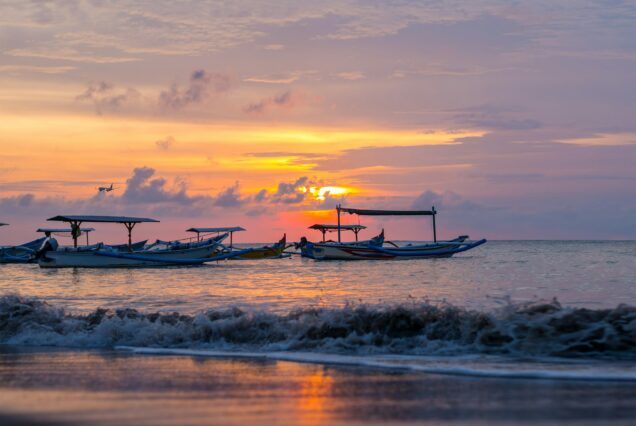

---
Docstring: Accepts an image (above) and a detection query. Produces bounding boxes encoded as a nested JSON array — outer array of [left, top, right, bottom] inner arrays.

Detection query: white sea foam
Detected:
[[2, 295, 636, 361], [116, 346, 636, 382]]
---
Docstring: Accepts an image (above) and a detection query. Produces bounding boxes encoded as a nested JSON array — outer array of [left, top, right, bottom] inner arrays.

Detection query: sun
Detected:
[[298, 186, 350, 201]]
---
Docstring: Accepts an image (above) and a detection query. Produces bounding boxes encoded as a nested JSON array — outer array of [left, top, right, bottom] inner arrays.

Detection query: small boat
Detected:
[[299, 225, 382, 258], [1, 235, 46, 263], [299, 206, 486, 260], [0, 225, 68, 264], [231, 234, 290, 259], [37, 216, 249, 268], [186, 227, 290, 260]]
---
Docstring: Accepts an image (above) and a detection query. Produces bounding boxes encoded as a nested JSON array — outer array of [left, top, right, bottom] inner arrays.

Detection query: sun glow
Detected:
[[298, 186, 350, 201]]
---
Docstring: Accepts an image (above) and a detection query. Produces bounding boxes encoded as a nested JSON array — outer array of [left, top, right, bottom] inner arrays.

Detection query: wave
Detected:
[[1, 295, 636, 360]]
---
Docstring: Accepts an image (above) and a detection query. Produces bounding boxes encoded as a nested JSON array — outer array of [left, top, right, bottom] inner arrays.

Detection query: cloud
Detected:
[[155, 136, 176, 150], [0, 65, 76, 75], [243, 70, 317, 85], [243, 90, 302, 114], [5, 48, 139, 64], [449, 105, 542, 131], [75, 81, 140, 114], [412, 190, 479, 211], [158, 70, 231, 109], [335, 71, 366, 80], [254, 189, 268, 202], [121, 167, 200, 205], [214, 182, 247, 207]]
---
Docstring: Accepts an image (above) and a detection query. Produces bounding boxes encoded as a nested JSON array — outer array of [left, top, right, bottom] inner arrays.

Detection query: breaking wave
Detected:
[[1, 295, 636, 360]]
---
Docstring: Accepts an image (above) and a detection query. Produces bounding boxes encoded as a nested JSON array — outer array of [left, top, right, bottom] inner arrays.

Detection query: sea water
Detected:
[[1, 241, 636, 424]]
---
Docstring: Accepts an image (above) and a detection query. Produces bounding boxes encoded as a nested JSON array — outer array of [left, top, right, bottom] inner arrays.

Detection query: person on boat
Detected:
[[36, 231, 59, 258]]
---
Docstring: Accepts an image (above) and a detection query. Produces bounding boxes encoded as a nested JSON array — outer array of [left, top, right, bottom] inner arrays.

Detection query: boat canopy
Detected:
[[309, 223, 366, 242], [37, 227, 95, 233], [336, 205, 438, 243], [309, 224, 366, 231], [186, 226, 245, 246], [186, 227, 245, 233], [47, 215, 159, 248], [48, 215, 159, 223], [339, 208, 435, 216]]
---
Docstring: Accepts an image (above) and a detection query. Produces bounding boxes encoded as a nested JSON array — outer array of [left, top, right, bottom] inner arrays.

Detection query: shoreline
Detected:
[[2, 347, 636, 425]]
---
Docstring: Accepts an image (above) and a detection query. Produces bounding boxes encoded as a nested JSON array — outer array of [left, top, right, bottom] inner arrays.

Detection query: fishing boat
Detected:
[[186, 227, 246, 248], [231, 234, 290, 259], [0, 223, 37, 263], [186, 227, 290, 259], [299, 206, 486, 260], [0, 225, 87, 264], [299, 224, 382, 258], [37, 215, 249, 268]]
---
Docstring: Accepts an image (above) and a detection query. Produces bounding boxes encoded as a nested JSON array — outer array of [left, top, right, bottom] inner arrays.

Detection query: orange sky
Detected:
[[1, 1, 635, 242]]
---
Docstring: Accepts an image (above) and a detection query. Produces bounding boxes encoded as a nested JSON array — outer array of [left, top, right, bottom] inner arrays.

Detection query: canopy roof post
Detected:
[[432, 206, 437, 242], [70, 221, 82, 248], [337, 204, 341, 243], [353, 228, 359, 241], [321, 229, 326, 242], [124, 222, 136, 251]]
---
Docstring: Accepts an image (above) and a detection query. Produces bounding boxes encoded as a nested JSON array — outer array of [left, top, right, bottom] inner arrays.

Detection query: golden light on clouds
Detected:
[[0, 110, 480, 198]]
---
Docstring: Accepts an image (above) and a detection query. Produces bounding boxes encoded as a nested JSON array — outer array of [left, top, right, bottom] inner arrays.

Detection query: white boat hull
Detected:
[[306, 237, 486, 260], [38, 244, 219, 268]]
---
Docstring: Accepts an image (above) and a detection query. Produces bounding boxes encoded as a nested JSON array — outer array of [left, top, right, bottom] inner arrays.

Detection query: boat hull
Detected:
[[38, 243, 220, 268], [234, 247, 286, 259], [305, 237, 486, 260]]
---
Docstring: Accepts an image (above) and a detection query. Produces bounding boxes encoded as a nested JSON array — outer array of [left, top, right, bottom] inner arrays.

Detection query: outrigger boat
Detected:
[[186, 227, 290, 259], [231, 234, 290, 259], [38, 215, 250, 268], [0, 223, 37, 264], [1, 225, 93, 264], [299, 205, 486, 260]]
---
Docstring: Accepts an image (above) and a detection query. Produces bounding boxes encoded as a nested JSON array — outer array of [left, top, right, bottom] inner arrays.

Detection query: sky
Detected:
[[1, 0, 635, 244]]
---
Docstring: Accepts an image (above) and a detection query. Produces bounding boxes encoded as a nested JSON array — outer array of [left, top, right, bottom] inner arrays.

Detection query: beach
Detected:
[[2, 347, 636, 425]]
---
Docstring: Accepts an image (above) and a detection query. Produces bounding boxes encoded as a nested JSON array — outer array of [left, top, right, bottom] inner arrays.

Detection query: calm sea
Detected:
[[2, 240, 635, 314]]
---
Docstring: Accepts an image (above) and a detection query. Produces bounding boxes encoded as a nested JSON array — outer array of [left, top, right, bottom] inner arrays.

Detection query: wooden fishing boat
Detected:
[[299, 206, 486, 260], [37, 216, 249, 268], [186, 227, 290, 260], [231, 234, 290, 259], [299, 226, 382, 258], [0, 224, 64, 264]]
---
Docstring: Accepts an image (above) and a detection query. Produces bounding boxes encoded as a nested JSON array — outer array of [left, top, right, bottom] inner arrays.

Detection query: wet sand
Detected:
[[1, 347, 636, 425]]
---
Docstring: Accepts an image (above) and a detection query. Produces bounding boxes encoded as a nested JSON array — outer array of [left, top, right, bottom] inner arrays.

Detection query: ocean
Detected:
[[1, 240, 635, 425]]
